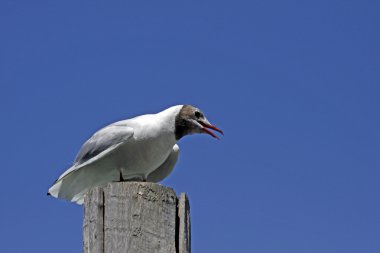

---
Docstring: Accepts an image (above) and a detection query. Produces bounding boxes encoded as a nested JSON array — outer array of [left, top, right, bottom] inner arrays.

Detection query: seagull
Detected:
[[48, 105, 223, 204]]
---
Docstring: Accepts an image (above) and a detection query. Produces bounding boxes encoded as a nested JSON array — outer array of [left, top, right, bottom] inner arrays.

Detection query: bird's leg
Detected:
[[119, 171, 125, 182], [134, 174, 146, 182], [112, 171, 126, 182], [118, 174, 145, 182]]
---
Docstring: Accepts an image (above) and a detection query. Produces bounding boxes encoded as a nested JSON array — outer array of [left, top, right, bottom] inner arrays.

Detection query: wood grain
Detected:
[[83, 182, 190, 253], [83, 187, 104, 253], [178, 193, 191, 253]]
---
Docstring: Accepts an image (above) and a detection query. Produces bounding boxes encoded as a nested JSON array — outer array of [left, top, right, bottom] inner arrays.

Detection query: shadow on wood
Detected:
[[83, 182, 190, 253]]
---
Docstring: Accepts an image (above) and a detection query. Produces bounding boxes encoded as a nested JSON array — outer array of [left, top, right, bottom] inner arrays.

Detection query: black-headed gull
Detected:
[[48, 105, 223, 204]]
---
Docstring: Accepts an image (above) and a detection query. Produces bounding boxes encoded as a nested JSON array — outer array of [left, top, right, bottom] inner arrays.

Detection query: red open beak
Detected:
[[198, 121, 224, 140]]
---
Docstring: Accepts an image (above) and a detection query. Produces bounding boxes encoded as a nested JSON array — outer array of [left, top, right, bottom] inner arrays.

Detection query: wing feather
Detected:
[[48, 125, 134, 203], [75, 125, 134, 165]]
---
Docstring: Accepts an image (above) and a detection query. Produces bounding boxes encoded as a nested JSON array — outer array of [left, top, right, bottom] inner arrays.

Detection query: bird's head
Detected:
[[175, 105, 224, 140]]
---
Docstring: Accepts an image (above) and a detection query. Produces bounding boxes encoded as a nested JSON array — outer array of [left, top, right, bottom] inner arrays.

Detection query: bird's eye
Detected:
[[194, 111, 202, 119]]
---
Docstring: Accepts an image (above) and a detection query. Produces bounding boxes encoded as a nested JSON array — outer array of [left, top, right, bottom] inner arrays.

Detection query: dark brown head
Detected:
[[174, 105, 224, 140]]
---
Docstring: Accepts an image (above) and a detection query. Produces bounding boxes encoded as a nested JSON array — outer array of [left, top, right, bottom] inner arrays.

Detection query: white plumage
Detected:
[[48, 105, 222, 204]]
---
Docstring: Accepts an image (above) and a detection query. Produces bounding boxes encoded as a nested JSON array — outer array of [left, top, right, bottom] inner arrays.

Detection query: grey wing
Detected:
[[147, 144, 180, 182], [75, 124, 134, 165], [55, 124, 134, 181], [48, 125, 134, 203]]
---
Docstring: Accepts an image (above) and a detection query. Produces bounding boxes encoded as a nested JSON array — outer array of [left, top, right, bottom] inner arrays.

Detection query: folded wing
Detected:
[[48, 125, 134, 204]]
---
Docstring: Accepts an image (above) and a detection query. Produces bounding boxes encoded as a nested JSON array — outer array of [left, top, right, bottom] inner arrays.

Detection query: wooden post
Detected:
[[83, 182, 191, 253]]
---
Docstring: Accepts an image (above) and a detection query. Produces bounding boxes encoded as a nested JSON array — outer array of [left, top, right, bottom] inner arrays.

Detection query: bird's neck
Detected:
[[155, 105, 184, 135]]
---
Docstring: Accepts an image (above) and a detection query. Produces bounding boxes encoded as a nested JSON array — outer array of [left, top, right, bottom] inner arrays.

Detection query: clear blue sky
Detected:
[[1, 1, 379, 252]]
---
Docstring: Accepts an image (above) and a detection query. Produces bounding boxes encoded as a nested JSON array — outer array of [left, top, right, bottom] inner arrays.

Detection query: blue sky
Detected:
[[1, 0, 379, 252]]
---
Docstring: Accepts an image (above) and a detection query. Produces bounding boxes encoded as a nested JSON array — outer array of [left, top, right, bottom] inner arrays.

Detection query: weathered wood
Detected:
[[178, 193, 191, 253], [83, 187, 104, 253], [83, 182, 191, 253]]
